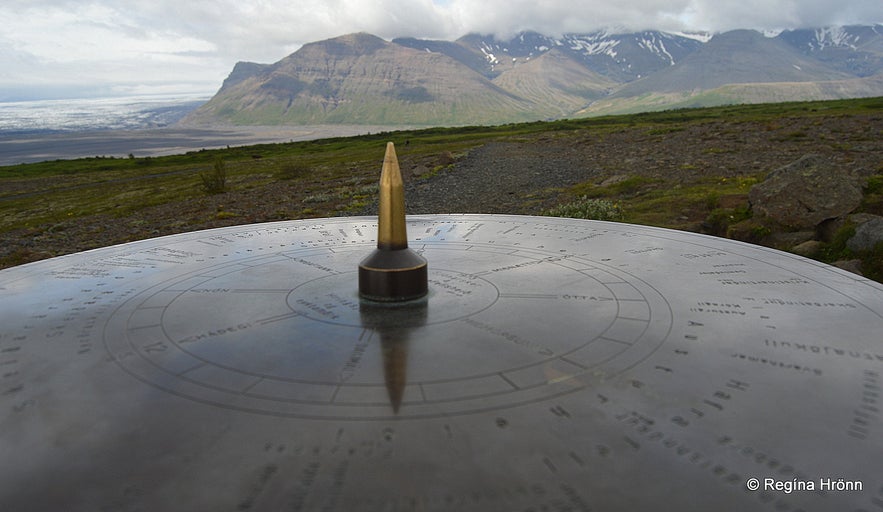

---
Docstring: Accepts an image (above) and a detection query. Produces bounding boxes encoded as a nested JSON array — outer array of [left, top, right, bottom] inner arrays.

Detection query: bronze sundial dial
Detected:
[[1, 143, 882, 510]]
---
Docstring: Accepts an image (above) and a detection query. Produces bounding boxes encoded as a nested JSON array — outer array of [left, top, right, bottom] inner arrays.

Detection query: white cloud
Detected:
[[0, 0, 880, 99]]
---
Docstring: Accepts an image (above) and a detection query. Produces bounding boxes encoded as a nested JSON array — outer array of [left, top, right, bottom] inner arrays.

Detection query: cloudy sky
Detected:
[[1, 0, 880, 100]]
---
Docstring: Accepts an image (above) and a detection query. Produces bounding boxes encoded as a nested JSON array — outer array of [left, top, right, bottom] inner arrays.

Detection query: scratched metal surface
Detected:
[[1, 215, 882, 511]]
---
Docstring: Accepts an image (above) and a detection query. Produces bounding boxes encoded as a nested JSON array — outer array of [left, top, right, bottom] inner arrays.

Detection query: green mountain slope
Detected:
[[577, 74, 883, 116], [491, 50, 618, 118], [184, 33, 542, 126]]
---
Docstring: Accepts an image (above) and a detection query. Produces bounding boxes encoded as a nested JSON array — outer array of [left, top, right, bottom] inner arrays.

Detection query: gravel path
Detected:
[[361, 114, 882, 216], [403, 141, 603, 214]]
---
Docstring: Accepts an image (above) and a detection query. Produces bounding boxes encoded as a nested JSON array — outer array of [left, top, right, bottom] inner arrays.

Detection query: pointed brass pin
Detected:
[[377, 141, 408, 251], [358, 142, 428, 301]]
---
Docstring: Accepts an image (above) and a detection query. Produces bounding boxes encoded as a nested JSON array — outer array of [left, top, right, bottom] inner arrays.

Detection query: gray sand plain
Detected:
[[0, 125, 411, 166]]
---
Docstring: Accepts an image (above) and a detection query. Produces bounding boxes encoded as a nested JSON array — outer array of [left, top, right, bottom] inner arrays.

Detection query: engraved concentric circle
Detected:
[[104, 243, 672, 419]]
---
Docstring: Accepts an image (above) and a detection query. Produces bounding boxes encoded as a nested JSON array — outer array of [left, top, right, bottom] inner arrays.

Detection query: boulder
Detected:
[[791, 240, 824, 257], [410, 164, 430, 178], [437, 151, 455, 167], [748, 155, 865, 229], [846, 215, 883, 252], [831, 259, 864, 276], [765, 231, 815, 249], [849, 213, 883, 226]]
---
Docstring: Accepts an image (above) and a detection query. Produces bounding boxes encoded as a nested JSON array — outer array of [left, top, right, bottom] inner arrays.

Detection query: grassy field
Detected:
[[2, 97, 882, 278]]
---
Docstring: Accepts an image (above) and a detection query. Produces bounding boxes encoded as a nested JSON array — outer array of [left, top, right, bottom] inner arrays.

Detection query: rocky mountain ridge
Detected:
[[182, 25, 883, 126]]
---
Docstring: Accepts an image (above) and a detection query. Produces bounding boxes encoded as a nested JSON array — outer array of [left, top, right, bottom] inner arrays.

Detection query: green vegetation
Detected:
[[863, 174, 883, 217], [2, 96, 882, 279], [559, 174, 760, 231], [200, 158, 228, 194], [544, 197, 623, 221]]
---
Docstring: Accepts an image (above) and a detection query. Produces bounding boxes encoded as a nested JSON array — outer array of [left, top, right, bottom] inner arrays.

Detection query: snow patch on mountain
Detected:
[[813, 26, 859, 50], [672, 31, 713, 43], [638, 34, 675, 65], [479, 44, 499, 65], [565, 36, 620, 58]]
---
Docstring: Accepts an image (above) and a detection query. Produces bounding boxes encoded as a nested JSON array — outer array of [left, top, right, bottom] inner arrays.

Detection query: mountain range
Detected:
[[182, 25, 883, 126]]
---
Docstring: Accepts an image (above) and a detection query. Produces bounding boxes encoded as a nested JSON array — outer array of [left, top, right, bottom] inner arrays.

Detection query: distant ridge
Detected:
[[185, 33, 539, 126], [182, 25, 883, 126]]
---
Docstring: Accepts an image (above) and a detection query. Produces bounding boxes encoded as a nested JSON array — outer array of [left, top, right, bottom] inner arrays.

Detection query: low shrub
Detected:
[[544, 197, 623, 221], [200, 158, 227, 194]]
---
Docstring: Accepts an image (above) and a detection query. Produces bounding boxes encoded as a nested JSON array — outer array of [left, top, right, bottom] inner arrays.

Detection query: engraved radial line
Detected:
[[329, 382, 343, 404], [498, 372, 521, 390], [241, 378, 264, 395], [256, 312, 301, 325], [178, 362, 206, 376]]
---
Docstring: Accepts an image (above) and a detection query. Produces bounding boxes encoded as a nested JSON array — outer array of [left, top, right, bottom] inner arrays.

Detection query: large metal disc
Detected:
[[2, 215, 882, 510]]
